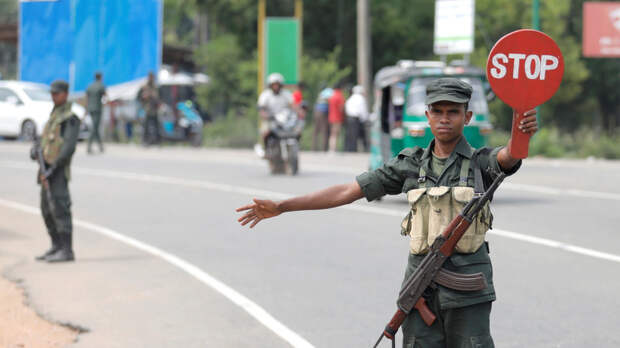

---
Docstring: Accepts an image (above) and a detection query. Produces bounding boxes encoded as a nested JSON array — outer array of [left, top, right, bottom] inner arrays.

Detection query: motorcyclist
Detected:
[[256, 73, 294, 157]]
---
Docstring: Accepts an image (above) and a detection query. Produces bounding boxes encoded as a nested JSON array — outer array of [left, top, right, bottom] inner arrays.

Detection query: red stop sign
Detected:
[[486, 29, 564, 158]]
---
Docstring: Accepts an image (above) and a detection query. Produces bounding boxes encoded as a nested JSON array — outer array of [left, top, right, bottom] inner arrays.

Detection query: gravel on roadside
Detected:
[[0, 275, 77, 348]]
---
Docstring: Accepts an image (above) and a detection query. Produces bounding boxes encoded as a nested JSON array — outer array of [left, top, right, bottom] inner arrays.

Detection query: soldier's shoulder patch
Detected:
[[398, 147, 423, 158]]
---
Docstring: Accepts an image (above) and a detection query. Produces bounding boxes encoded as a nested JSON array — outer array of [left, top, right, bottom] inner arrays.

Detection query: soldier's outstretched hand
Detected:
[[236, 198, 282, 228]]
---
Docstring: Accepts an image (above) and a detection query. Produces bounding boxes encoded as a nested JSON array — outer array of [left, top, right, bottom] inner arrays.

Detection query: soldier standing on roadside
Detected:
[[138, 71, 160, 145], [236, 78, 539, 348], [86, 72, 106, 154], [31, 80, 80, 262]]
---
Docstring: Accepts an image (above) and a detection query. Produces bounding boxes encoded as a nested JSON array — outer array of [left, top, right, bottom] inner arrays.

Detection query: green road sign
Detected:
[[265, 18, 299, 85]]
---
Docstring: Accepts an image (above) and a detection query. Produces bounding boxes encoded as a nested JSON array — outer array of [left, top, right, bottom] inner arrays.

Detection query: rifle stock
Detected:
[[34, 139, 56, 217]]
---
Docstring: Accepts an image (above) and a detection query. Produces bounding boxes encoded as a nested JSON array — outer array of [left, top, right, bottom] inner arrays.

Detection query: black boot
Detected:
[[35, 245, 60, 261], [46, 233, 74, 263], [35, 234, 61, 261]]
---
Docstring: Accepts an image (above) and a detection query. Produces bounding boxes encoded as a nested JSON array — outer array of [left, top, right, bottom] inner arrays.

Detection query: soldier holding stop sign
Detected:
[[237, 29, 561, 348], [236, 75, 539, 347]]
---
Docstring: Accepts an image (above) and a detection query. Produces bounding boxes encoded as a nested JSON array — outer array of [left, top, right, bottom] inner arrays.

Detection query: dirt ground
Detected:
[[0, 276, 76, 348]]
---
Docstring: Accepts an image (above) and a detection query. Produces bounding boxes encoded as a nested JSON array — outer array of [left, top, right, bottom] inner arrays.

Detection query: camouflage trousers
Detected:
[[88, 111, 103, 151], [40, 171, 72, 246]]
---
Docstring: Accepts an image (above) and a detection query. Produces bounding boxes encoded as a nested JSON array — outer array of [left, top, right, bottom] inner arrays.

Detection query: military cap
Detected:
[[425, 78, 472, 105], [50, 80, 69, 93]]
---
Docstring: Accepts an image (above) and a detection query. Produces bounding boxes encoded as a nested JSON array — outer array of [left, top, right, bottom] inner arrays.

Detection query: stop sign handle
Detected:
[[509, 109, 532, 159]]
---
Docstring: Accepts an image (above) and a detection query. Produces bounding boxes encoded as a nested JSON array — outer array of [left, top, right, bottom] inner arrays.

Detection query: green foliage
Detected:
[[370, 0, 435, 70], [474, 0, 590, 133], [163, 0, 196, 46], [489, 128, 620, 159], [193, 34, 257, 117], [528, 128, 567, 158], [301, 47, 352, 114], [161, 0, 619, 153], [202, 106, 258, 148], [573, 129, 620, 159], [488, 130, 510, 149]]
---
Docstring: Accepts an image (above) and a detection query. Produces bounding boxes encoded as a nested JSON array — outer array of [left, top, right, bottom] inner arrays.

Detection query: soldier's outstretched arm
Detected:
[[236, 182, 364, 228]]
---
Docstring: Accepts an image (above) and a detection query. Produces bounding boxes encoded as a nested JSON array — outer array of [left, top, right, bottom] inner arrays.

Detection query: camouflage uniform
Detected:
[[138, 82, 160, 144], [356, 79, 522, 348], [37, 80, 80, 262]]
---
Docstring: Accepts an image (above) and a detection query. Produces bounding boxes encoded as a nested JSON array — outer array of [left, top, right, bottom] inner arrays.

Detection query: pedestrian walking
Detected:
[[312, 87, 332, 151], [30, 80, 80, 262], [85, 72, 106, 153], [236, 78, 539, 348], [327, 84, 345, 153], [344, 85, 369, 152], [138, 72, 160, 145]]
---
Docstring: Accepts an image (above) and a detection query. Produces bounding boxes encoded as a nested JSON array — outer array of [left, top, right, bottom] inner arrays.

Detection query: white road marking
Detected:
[[489, 229, 620, 263], [3, 159, 620, 202], [2, 161, 619, 265], [503, 183, 620, 201], [0, 198, 315, 348]]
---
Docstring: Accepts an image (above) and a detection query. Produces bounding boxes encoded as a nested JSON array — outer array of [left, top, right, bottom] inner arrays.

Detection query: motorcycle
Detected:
[[265, 108, 304, 175]]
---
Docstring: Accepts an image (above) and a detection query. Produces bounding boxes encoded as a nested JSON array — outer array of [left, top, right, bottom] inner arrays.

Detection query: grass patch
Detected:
[[202, 108, 258, 148], [489, 127, 620, 159]]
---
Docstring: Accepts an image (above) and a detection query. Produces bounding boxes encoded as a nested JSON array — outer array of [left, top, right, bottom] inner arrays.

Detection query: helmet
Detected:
[[267, 73, 284, 86]]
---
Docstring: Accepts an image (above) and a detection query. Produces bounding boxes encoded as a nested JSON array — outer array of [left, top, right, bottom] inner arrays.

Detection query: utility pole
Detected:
[[295, 0, 303, 81], [357, 0, 372, 106], [257, 0, 266, 97]]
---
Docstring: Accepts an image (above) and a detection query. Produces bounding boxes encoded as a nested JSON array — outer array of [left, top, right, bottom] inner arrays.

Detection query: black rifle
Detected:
[[373, 172, 506, 348], [34, 138, 56, 218]]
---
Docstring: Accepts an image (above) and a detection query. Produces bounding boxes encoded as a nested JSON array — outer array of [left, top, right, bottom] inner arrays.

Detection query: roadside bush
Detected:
[[488, 127, 620, 159], [529, 128, 567, 158], [574, 128, 620, 159], [194, 34, 257, 119], [203, 106, 258, 148]]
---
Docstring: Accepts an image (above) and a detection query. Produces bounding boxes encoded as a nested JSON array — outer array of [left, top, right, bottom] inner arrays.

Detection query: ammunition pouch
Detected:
[[401, 186, 493, 254]]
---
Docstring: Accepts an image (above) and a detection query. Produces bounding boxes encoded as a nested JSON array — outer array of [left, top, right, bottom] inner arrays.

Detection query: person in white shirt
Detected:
[[344, 85, 369, 152]]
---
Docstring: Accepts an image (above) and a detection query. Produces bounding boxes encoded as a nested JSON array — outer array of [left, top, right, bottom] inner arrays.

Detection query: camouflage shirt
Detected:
[[138, 82, 159, 116], [86, 80, 106, 113]]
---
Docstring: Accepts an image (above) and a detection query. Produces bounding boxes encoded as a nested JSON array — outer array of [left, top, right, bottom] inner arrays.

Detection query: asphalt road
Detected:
[[1, 142, 619, 347]]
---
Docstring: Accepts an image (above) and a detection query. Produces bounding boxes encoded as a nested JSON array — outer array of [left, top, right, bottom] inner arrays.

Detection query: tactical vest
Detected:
[[41, 102, 75, 166], [400, 156, 493, 254], [140, 84, 159, 116]]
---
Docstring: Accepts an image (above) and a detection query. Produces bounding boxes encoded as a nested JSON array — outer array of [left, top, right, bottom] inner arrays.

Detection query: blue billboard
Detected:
[[20, 0, 162, 93]]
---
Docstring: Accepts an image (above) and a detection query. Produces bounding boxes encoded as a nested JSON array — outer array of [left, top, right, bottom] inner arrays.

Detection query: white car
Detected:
[[0, 80, 86, 141]]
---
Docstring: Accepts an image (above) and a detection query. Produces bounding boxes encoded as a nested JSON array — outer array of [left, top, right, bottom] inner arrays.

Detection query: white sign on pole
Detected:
[[434, 0, 475, 55]]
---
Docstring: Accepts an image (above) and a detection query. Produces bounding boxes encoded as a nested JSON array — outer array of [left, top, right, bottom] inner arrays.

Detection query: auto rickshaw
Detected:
[[369, 60, 494, 170]]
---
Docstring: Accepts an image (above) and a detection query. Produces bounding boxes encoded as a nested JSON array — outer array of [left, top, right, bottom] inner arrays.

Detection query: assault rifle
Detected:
[[373, 172, 506, 348], [33, 138, 56, 218]]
